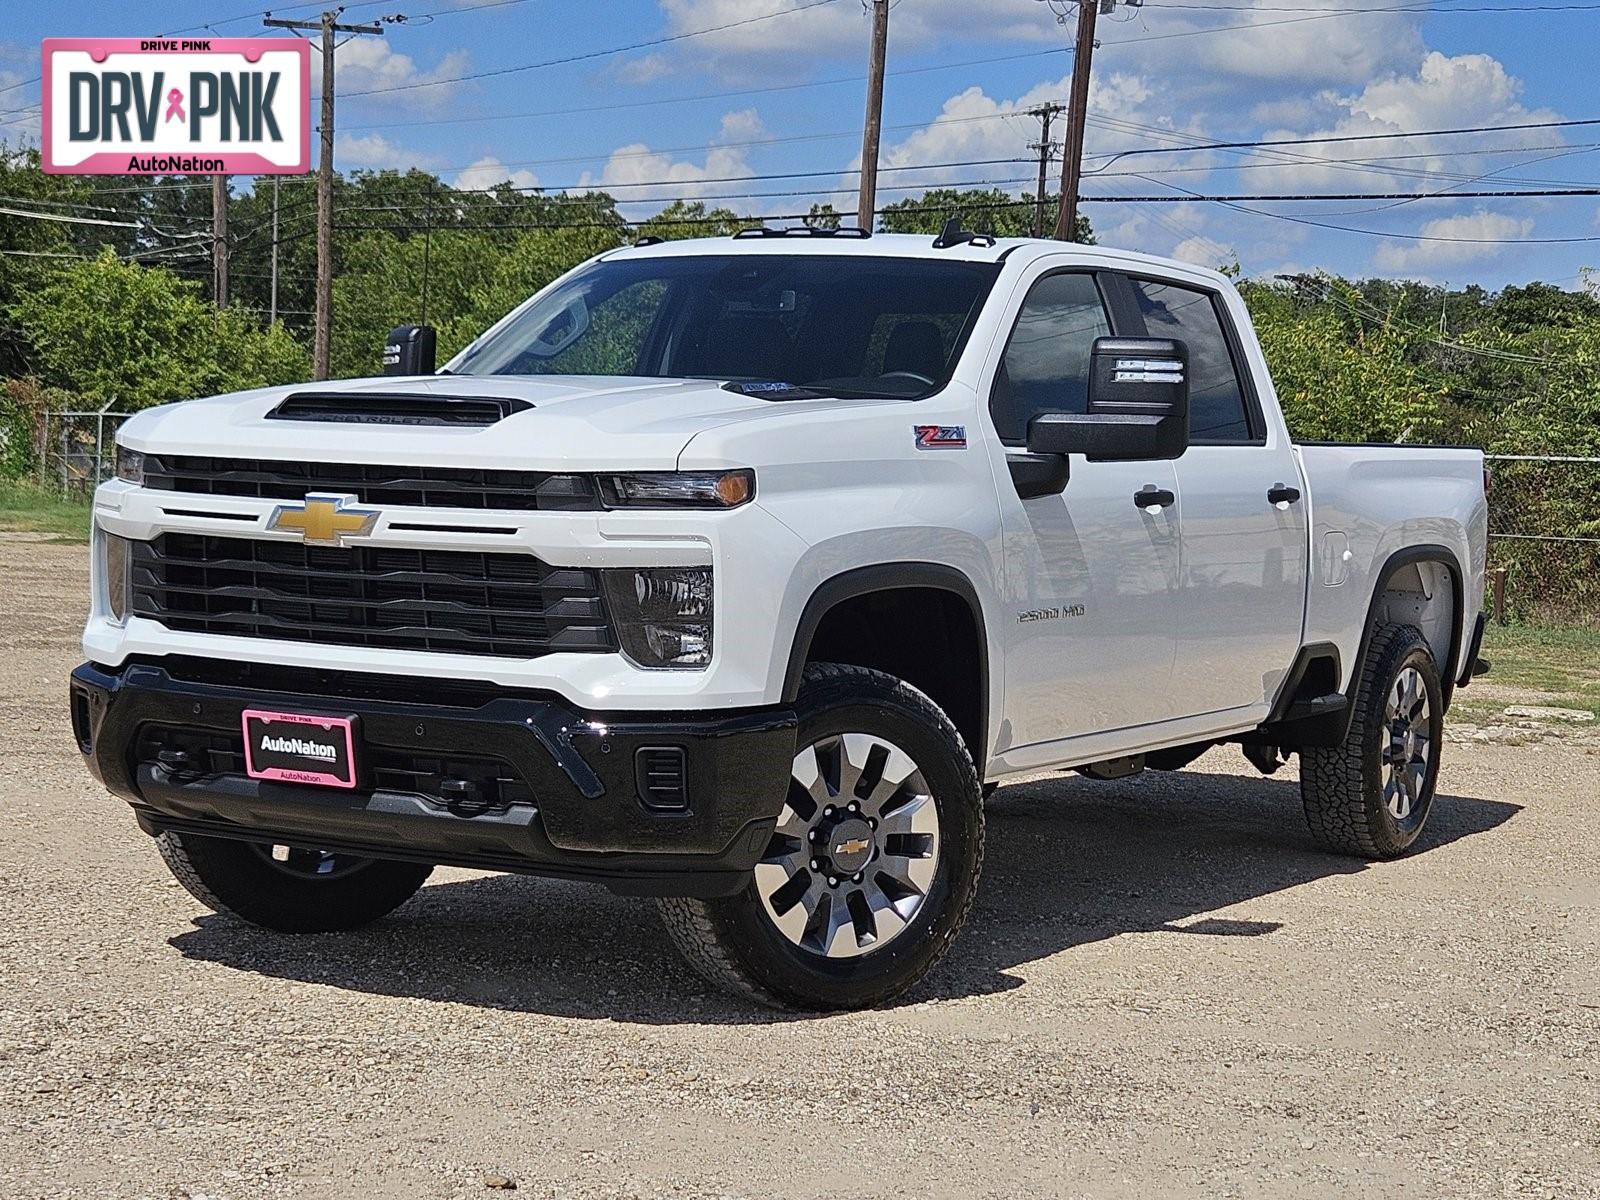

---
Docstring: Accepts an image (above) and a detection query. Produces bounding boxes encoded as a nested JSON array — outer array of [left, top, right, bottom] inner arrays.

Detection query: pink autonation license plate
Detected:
[[241, 709, 358, 789]]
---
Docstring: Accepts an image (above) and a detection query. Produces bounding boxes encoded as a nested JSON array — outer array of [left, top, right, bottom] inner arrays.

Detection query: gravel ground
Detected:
[[2, 539, 1597, 1200]]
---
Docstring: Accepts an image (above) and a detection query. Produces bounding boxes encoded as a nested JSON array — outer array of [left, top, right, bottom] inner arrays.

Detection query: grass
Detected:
[[0, 480, 93, 543], [1457, 623, 1600, 721]]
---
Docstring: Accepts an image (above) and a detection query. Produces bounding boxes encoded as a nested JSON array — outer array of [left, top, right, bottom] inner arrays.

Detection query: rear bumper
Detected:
[[70, 659, 796, 897]]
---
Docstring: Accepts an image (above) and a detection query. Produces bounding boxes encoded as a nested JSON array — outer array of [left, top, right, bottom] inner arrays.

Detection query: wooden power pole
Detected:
[[211, 174, 229, 308], [1027, 103, 1065, 238], [265, 10, 385, 379], [856, 0, 889, 232], [1053, 0, 1099, 241]]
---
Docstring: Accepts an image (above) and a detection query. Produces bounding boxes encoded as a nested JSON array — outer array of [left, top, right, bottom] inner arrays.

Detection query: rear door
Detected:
[[985, 266, 1185, 752], [1121, 273, 1308, 717]]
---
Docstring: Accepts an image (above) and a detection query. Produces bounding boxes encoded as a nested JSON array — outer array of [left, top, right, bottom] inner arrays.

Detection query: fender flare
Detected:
[[781, 563, 990, 740], [1341, 542, 1467, 738]]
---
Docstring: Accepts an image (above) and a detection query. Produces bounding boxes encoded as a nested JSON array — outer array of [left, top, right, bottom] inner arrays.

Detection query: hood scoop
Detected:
[[266, 391, 533, 427], [721, 380, 823, 402]]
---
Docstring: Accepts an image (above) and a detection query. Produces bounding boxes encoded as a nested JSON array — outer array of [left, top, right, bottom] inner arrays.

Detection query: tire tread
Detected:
[[1301, 623, 1436, 859], [657, 662, 984, 1010]]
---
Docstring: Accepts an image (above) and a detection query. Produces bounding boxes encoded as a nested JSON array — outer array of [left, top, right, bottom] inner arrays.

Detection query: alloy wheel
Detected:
[[754, 733, 941, 959], [1382, 665, 1432, 821]]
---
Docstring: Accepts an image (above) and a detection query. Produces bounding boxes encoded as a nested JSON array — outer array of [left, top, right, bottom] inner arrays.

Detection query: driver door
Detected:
[[987, 268, 1185, 755]]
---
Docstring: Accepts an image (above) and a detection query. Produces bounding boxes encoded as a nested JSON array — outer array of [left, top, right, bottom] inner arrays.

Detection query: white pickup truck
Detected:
[[72, 228, 1490, 1010]]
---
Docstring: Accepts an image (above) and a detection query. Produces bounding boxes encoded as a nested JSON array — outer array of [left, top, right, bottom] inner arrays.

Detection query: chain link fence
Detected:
[[18, 417, 1599, 625], [1485, 454, 1600, 628], [36, 410, 129, 494]]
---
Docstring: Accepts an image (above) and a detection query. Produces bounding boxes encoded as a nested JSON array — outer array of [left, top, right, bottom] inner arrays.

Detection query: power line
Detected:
[[341, 0, 847, 99], [1123, 173, 1600, 243], [338, 46, 1076, 133], [1084, 116, 1600, 172]]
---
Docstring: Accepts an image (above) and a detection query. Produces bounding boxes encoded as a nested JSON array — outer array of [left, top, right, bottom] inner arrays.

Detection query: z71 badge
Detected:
[[913, 425, 967, 450]]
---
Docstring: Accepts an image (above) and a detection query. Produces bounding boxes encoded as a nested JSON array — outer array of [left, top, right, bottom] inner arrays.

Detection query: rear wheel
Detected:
[[658, 663, 984, 1010], [156, 831, 433, 932], [1300, 623, 1444, 859]]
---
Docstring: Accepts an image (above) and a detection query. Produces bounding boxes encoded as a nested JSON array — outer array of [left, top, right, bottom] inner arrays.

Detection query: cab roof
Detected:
[[598, 230, 1230, 288]]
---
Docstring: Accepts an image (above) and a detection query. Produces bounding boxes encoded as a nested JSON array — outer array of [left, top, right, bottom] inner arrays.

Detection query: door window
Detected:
[[990, 272, 1111, 445], [1128, 279, 1253, 441]]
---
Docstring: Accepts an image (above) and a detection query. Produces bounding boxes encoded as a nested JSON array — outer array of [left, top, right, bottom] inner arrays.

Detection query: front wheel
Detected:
[[658, 663, 984, 1010], [156, 831, 434, 932]]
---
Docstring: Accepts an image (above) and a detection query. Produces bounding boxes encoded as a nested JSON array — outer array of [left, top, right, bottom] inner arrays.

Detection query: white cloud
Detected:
[[652, 0, 1059, 77], [616, 54, 672, 85], [865, 70, 1226, 259], [1372, 210, 1533, 272], [335, 132, 434, 171], [577, 110, 761, 213], [319, 39, 472, 108], [1170, 235, 1234, 269], [0, 41, 40, 145], [1135, 0, 1425, 86], [453, 155, 541, 192], [1224, 52, 1562, 196]]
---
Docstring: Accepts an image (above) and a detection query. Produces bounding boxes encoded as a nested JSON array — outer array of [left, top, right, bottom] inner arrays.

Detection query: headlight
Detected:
[[598, 470, 753, 509], [103, 533, 131, 624], [602, 567, 713, 668], [115, 444, 145, 485]]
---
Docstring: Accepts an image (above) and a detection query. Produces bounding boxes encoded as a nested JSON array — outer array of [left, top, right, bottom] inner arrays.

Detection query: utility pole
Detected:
[[1053, 0, 1099, 241], [265, 10, 386, 379], [420, 180, 433, 325], [1027, 103, 1065, 238], [269, 175, 280, 324], [856, 0, 889, 232], [211, 174, 229, 307]]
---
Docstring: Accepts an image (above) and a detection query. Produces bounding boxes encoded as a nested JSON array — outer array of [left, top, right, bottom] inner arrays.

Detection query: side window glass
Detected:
[[1130, 280, 1251, 441], [990, 273, 1110, 445]]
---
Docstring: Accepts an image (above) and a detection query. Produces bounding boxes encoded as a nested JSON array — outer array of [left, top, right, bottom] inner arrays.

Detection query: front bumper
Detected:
[[70, 659, 797, 897]]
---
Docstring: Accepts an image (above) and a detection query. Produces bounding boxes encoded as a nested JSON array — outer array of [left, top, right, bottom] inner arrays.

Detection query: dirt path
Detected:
[[2, 541, 1596, 1199]]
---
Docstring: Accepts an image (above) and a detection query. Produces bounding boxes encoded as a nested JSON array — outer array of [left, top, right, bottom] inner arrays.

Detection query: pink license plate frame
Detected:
[[241, 709, 359, 789]]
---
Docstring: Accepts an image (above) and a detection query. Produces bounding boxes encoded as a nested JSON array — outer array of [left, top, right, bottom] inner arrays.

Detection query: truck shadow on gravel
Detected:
[[167, 766, 1520, 1022]]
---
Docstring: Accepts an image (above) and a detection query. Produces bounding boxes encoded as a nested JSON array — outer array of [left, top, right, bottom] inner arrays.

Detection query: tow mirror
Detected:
[[1026, 336, 1189, 461], [383, 325, 437, 376]]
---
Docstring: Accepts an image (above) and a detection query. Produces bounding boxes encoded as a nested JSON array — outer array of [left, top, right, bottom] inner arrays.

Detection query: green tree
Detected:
[[9, 251, 306, 409], [877, 188, 1094, 242], [635, 200, 759, 240], [0, 146, 98, 377]]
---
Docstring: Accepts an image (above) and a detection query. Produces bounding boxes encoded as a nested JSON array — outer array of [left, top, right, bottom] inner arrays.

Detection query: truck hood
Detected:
[[116, 374, 887, 470]]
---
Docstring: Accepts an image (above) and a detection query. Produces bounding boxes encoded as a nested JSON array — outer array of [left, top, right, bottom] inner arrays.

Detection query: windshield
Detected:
[[451, 253, 1003, 399]]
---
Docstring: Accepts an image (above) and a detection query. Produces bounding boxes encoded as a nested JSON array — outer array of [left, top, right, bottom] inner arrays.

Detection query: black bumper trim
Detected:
[[71, 661, 797, 897]]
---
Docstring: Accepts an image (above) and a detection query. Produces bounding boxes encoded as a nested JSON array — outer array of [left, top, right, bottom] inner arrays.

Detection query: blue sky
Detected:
[[3, 0, 1597, 288]]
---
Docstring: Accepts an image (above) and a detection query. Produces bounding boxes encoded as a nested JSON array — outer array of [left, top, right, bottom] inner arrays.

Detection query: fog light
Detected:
[[103, 533, 131, 624], [602, 567, 713, 668]]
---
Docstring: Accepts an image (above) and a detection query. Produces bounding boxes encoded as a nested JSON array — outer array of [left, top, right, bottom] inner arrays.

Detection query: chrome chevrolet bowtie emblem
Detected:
[[266, 493, 379, 548]]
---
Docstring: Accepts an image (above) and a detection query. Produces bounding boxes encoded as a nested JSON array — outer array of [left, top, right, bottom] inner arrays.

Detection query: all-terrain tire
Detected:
[[156, 831, 433, 932], [658, 663, 984, 1010], [1300, 623, 1444, 859]]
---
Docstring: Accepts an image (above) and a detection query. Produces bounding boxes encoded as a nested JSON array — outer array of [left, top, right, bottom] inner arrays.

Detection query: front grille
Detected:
[[144, 455, 600, 511], [131, 534, 614, 659]]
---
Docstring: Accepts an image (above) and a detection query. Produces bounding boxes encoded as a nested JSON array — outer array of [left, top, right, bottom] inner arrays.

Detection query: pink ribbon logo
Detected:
[[164, 88, 185, 123]]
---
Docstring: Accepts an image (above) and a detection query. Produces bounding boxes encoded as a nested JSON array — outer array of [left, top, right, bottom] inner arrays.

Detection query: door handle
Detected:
[[1267, 483, 1302, 507], [1133, 485, 1176, 512]]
